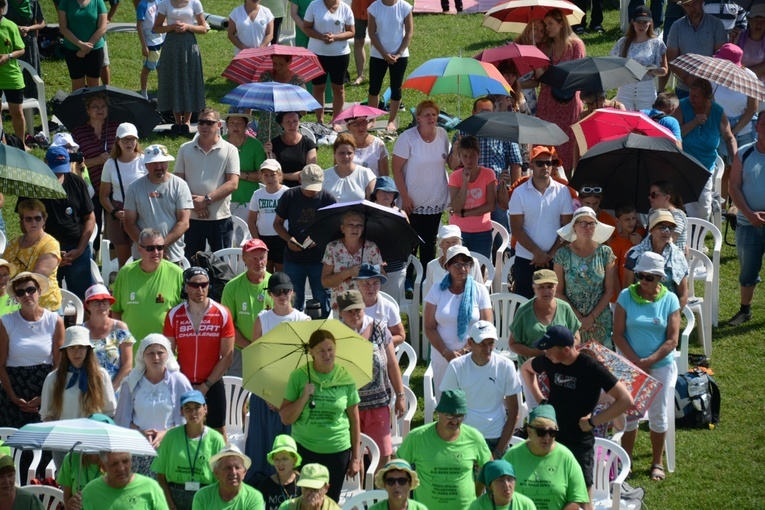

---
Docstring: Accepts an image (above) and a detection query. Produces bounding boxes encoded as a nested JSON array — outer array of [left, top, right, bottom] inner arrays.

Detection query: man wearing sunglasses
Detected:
[[175, 108, 240, 259], [164, 266, 234, 437], [508, 146, 574, 299], [520, 326, 634, 510], [370, 460, 426, 510]]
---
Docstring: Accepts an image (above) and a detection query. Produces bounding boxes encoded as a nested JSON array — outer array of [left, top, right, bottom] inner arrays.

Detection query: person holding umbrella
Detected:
[[253, 57, 307, 146], [279, 329, 361, 504]]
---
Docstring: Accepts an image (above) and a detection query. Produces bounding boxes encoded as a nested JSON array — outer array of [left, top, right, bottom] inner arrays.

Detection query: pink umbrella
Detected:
[[331, 104, 388, 124], [474, 43, 550, 75], [222, 45, 325, 85]]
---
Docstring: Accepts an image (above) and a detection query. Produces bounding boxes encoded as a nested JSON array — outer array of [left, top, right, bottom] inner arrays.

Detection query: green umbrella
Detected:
[[0, 143, 66, 199], [242, 319, 373, 408]]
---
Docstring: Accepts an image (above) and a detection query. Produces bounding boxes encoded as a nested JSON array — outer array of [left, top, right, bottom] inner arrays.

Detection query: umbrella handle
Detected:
[[306, 359, 316, 410]]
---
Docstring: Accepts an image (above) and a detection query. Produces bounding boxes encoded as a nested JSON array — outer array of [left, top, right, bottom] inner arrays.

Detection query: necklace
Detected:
[[277, 474, 297, 500]]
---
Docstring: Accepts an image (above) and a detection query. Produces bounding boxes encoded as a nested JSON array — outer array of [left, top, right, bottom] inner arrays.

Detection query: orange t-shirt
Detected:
[[608, 226, 647, 301]]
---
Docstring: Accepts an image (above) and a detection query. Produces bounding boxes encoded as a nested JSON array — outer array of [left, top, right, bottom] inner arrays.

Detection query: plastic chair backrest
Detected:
[[19, 485, 64, 510], [394, 341, 417, 388], [686, 217, 722, 325], [231, 216, 252, 247], [341, 490, 389, 510], [213, 248, 245, 275], [592, 437, 632, 510], [490, 221, 510, 291], [490, 292, 528, 358], [423, 363, 437, 424], [60, 289, 84, 324], [389, 386, 417, 451], [0, 230, 6, 255], [470, 251, 495, 291]]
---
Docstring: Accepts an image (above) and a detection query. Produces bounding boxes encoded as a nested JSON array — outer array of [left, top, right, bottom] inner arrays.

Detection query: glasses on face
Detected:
[[577, 220, 597, 229], [140, 244, 164, 252], [443, 413, 465, 421], [635, 272, 658, 282], [655, 225, 673, 233], [14, 286, 37, 297], [347, 119, 368, 127], [451, 262, 472, 270], [648, 191, 666, 199], [89, 299, 111, 307], [23, 215, 44, 223], [271, 289, 291, 296], [533, 160, 559, 168], [530, 426, 558, 438], [197, 119, 218, 126], [384, 477, 410, 487], [186, 281, 210, 289], [580, 186, 602, 194]]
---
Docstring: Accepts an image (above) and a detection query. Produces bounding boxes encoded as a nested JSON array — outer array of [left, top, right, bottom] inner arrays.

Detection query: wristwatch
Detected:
[[204, 195, 212, 205]]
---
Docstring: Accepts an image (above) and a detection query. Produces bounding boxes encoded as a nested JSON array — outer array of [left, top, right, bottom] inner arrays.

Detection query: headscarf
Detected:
[[125, 334, 180, 392], [439, 273, 477, 342]]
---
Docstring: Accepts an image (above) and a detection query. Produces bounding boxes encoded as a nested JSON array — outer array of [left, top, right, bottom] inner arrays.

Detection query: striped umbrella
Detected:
[[4, 418, 157, 456], [403, 57, 513, 98], [221, 82, 322, 112], [221, 45, 325, 84], [670, 53, 765, 101], [0, 143, 66, 199]]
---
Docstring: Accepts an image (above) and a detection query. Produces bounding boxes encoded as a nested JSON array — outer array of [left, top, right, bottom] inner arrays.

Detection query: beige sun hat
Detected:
[[557, 206, 614, 244]]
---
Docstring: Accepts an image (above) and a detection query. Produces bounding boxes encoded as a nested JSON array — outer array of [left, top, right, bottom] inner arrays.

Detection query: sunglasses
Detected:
[[271, 289, 291, 296], [530, 426, 558, 437], [655, 225, 673, 233], [197, 119, 218, 126], [140, 244, 164, 252], [443, 413, 465, 421], [577, 220, 597, 228], [384, 477, 410, 487], [186, 281, 210, 289], [580, 186, 602, 194], [14, 286, 38, 297], [648, 191, 666, 199], [23, 215, 44, 223], [635, 272, 659, 282], [533, 160, 559, 168]]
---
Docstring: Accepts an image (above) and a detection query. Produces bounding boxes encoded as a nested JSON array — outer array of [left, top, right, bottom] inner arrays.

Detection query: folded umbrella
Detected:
[[0, 144, 66, 199], [454, 111, 569, 145], [539, 56, 647, 93], [222, 44, 325, 84], [571, 108, 679, 156]]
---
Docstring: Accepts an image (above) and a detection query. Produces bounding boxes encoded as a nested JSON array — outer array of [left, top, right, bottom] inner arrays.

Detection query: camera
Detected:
[[70, 152, 84, 163]]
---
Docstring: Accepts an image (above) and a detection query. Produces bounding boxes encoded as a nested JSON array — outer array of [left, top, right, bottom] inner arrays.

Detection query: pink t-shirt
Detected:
[[448, 166, 497, 233]]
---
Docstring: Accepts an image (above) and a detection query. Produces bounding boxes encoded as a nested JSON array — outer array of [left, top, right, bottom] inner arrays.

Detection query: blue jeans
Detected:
[[184, 217, 234, 259], [461, 230, 493, 260], [57, 243, 94, 301], [736, 224, 765, 287], [283, 260, 330, 317]]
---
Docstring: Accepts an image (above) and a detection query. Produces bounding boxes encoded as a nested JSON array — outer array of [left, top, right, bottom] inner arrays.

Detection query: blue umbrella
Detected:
[[221, 82, 322, 112]]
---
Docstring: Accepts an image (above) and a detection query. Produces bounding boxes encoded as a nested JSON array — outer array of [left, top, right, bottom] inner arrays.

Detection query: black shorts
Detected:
[[261, 235, 286, 264], [2, 88, 23, 104], [354, 18, 368, 40], [64, 46, 104, 80], [566, 440, 595, 488], [201, 378, 226, 429], [313, 54, 350, 86]]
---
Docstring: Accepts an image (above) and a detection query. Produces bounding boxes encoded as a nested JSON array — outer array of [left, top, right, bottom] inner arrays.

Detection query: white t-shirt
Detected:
[[229, 4, 275, 55], [367, 0, 411, 59], [248, 185, 289, 236], [305, 0, 354, 56], [440, 353, 522, 439], [365, 295, 402, 329], [323, 165, 376, 203], [354, 137, 389, 177], [40, 367, 117, 420], [424, 282, 491, 351], [1, 310, 58, 367], [392, 127, 450, 215], [157, 0, 203, 24], [102, 156, 147, 202], [258, 308, 311, 335], [507, 178, 574, 260]]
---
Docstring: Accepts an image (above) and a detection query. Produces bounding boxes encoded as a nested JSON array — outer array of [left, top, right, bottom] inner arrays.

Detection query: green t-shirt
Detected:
[[57, 453, 103, 492], [226, 136, 267, 205], [468, 492, 537, 510], [284, 364, 360, 454], [150, 426, 226, 484], [58, 0, 107, 51], [278, 497, 340, 510], [369, 499, 429, 510], [192, 483, 264, 510], [0, 18, 24, 90], [82, 474, 169, 510], [221, 272, 272, 347], [0, 294, 20, 317], [509, 298, 581, 366], [111, 260, 184, 354], [396, 423, 492, 510], [14, 488, 45, 510], [502, 442, 588, 510]]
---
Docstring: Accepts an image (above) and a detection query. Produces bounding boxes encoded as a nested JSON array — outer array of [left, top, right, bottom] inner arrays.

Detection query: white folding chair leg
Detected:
[[665, 377, 676, 473]]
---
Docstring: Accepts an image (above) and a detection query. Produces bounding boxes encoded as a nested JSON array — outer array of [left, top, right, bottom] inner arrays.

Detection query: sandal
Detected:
[[650, 464, 665, 481]]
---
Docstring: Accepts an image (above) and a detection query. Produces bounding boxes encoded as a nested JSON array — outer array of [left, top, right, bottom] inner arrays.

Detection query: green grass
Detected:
[[4, 4, 765, 509]]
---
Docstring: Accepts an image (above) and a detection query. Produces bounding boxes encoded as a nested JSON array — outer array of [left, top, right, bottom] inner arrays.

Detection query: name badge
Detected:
[[185, 482, 201, 492]]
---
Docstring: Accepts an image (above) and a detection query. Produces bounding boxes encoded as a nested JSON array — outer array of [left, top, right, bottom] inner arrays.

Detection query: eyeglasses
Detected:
[[533, 160, 559, 168], [14, 286, 38, 297], [23, 215, 44, 223], [648, 191, 666, 199], [655, 225, 673, 233], [186, 281, 210, 289], [197, 119, 218, 126], [88, 299, 112, 306], [580, 186, 602, 194], [530, 426, 558, 438], [577, 220, 597, 228], [271, 289, 291, 296], [635, 272, 659, 282], [140, 244, 164, 252], [443, 413, 465, 421], [451, 262, 472, 270], [384, 477, 410, 487]]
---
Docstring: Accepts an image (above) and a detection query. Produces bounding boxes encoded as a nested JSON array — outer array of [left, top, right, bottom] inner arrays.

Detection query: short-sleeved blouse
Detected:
[[91, 324, 136, 381], [610, 37, 666, 82], [392, 127, 450, 215], [158, 0, 203, 24], [229, 4, 275, 54], [322, 240, 383, 306], [354, 137, 389, 177], [4, 234, 62, 311]]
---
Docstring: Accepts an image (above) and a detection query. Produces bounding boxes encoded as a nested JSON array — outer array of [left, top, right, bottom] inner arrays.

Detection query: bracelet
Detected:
[[204, 379, 212, 388], [396, 392, 405, 397], [110, 207, 121, 220], [587, 417, 596, 428]]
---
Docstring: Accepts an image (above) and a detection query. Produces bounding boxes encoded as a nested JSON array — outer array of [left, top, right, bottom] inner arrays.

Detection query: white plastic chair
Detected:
[[686, 218, 722, 326], [20, 485, 65, 510], [279, 13, 296, 46], [423, 363, 437, 424], [711, 155, 724, 231], [490, 221, 510, 292], [394, 341, 417, 388], [60, 288, 84, 324], [677, 307, 695, 376], [299, 125, 316, 144], [339, 433, 380, 504], [213, 247, 245, 275], [490, 292, 528, 362], [687, 248, 714, 358], [231, 216, 252, 247], [90, 259, 104, 285], [2, 60, 49, 138], [100, 239, 118, 285], [0, 427, 41, 485], [342, 490, 388, 510], [400, 255, 424, 357], [0, 230, 6, 255], [499, 254, 514, 293], [592, 438, 633, 510], [222, 376, 251, 451], [389, 386, 416, 453], [470, 251, 495, 291]]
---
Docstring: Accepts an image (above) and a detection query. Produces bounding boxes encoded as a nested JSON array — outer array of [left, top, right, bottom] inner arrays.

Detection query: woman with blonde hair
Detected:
[[516, 19, 548, 116]]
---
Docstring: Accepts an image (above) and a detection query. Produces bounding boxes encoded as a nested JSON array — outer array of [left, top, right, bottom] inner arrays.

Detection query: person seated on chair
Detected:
[[277, 464, 340, 510], [0, 455, 44, 510], [353, 263, 405, 346], [469, 459, 536, 510], [81, 452, 167, 510], [369, 460, 426, 510], [191, 445, 264, 510]]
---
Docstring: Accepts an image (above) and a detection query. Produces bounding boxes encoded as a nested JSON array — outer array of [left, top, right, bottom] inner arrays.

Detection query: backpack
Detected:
[[188, 251, 236, 303], [675, 369, 721, 429]]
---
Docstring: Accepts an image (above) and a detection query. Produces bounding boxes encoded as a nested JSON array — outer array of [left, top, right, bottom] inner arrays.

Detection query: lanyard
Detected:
[[185, 430, 204, 481]]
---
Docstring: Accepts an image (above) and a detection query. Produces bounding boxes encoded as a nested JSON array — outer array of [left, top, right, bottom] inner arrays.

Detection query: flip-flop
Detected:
[[650, 464, 665, 481]]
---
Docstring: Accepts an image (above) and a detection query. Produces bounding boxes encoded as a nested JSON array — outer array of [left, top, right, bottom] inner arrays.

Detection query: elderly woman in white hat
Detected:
[[423, 224, 484, 298], [370, 459, 423, 510], [193, 444, 264, 509], [613, 251, 680, 482], [554, 206, 617, 348]]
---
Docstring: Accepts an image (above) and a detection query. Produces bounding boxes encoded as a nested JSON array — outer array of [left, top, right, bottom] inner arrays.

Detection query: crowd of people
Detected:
[[0, 0, 763, 508]]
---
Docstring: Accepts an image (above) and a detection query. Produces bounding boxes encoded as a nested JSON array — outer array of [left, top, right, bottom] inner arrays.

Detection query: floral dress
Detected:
[[91, 324, 136, 381], [322, 240, 383, 307], [554, 244, 615, 348]]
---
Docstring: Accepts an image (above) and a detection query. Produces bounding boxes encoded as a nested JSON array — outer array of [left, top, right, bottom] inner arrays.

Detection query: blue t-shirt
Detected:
[[679, 98, 724, 171], [641, 109, 682, 141], [736, 142, 765, 227], [616, 286, 680, 369]]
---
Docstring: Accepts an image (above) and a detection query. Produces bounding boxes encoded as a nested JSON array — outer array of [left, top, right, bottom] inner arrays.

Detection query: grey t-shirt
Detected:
[[124, 174, 193, 262], [667, 14, 727, 91]]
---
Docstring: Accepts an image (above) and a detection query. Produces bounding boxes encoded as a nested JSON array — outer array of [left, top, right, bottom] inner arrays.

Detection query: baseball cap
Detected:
[[534, 325, 575, 350], [267, 272, 293, 292], [300, 164, 324, 191], [533, 269, 558, 285], [46, 146, 71, 173], [260, 159, 282, 172], [438, 224, 462, 240], [180, 390, 206, 407], [467, 320, 497, 343], [337, 290, 365, 312], [530, 146, 558, 161], [116, 122, 139, 139], [297, 464, 330, 489], [144, 144, 175, 164], [445, 245, 471, 265], [243, 238, 269, 252], [631, 5, 651, 21]]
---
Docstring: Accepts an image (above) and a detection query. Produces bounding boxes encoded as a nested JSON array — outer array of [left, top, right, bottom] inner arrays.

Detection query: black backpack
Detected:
[[188, 251, 236, 303], [675, 369, 721, 429]]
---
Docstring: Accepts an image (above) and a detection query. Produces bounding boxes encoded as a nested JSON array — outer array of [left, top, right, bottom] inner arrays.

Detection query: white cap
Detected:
[[468, 320, 498, 343], [116, 122, 139, 139], [438, 224, 462, 240], [51, 132, 79, 150], [143, 144, 175, 164], [633, 251, 666, 277], [445, 245, 471, 264]]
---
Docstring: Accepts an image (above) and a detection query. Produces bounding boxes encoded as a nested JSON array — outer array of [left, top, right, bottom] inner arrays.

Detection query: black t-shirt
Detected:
[[271, 135, 317, 187], [531, 352, 618, 448], [18, 173, 95, 247], [256, 475, 301, 510], [275, 187, 336, 264]]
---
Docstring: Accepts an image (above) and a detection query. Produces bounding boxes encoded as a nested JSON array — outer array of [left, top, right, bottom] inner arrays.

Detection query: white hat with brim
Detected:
[[7, 272, 49, 298], [221, 112, 254, 123], [209, 444, 252, 471], [445, 245, 471, 265], [557, 206, 614, 244], [61, 326, 94, 350], [632, 251, 666, 277], [143, 144, 175, 164]]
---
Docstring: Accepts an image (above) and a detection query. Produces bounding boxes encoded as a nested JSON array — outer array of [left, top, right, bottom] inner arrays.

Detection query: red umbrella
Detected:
[[474, 43, 550, 75], [571, 108, 678, 156], [483, 0, 584, 34], [222, 45, 325, 85], [331, 104, 388, 124]]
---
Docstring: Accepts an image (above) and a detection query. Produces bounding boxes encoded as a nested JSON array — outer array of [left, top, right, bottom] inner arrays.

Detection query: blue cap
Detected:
[[180, 390, 206, 407], [534, 325, 575, 350], [46, 145, 71, 174], [353, 263, 388, 284]]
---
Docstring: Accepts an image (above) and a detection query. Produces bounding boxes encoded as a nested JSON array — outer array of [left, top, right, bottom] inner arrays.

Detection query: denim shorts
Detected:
[[736, 223, 765, 287]]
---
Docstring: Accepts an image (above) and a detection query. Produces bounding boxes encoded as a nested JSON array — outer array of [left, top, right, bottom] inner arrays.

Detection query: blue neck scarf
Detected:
[[66, 365, 89, 394], [439, 273, 476, 342]]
